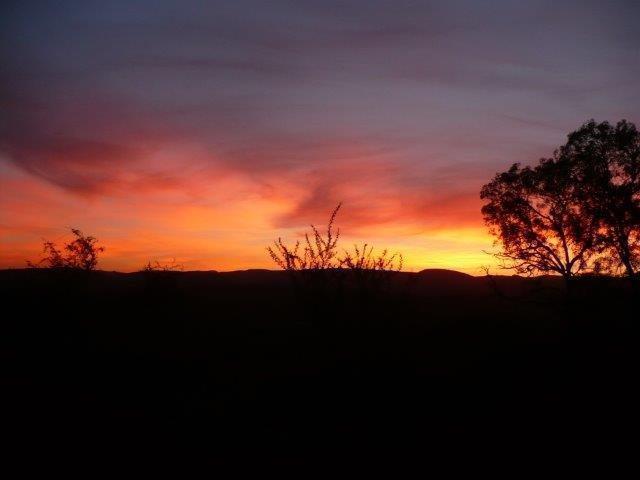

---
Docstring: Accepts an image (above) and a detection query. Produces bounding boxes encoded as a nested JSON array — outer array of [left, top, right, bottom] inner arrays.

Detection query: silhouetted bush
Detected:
[[267, 203, 342, 271], [267, 204, 343, 313], [140, 258, 184, 297], [27, 228, 104, 271], [267, 204, 403, 314], [340, 243, 403, 296], [141, 258, 184, 272]]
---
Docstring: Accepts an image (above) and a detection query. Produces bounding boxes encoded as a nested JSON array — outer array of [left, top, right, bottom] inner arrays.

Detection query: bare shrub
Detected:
[[267, 204, 404, 316], [141, 258, 184, 272], [340, 243, 403, 271], [140, 258, 184, 295], [267, 203, 342, 271], [27, 228, 104, 271], [339, 243, 403, 294]]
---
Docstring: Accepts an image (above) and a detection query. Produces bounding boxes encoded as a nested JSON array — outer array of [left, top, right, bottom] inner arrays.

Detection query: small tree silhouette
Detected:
[[27, 228, 105, 271]]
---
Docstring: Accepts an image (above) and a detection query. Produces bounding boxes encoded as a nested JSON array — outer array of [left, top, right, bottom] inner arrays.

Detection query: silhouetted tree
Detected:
[[556, 120, 640, 281], [481, 159, 598, 288], [27, 228, 104, 271]]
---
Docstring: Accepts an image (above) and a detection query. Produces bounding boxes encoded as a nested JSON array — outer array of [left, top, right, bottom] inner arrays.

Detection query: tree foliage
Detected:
[[482, 119, 640, 282], [557, 119, 640, 277], [481, 161, 597, 279]]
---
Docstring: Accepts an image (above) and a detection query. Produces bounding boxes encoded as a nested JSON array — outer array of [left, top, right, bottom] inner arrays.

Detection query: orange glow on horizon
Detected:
[[0, 158, 499, 275]]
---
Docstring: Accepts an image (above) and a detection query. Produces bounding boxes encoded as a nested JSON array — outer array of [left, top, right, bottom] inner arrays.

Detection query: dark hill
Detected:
[[0, 267, 565, 294], [417, 268, 475, 279], [411, 268, 481, 295], [0, 268, 635, 471]]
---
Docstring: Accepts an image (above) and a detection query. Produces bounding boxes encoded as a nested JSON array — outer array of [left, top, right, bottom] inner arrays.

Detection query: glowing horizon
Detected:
[[1, 159, 495, 274]]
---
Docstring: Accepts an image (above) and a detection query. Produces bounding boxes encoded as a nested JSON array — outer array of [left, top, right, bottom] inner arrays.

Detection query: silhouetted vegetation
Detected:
[[482, 119, 640, 291], [480, 160, 598, 286], [340, 243, 403, 272], [340, 243, 403, 296], [141, 258, 184, 272], [267, 204, 403, 306], [558, 120, 640, 280], [139, 258, 184, 296], [267, 203, 342, 271], [267, 204, 344, 312], [26, 228, 104, 271]]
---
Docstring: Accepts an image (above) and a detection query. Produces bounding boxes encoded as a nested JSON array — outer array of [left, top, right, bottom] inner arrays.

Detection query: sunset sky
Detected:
[[1, 0, 639, 273]]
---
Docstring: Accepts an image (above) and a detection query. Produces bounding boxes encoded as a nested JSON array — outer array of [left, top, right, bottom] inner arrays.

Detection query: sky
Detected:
[[1, 0, 639, 273]]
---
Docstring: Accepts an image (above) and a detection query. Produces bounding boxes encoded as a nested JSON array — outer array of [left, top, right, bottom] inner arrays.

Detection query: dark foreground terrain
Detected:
[[1, 268, 636, 473]]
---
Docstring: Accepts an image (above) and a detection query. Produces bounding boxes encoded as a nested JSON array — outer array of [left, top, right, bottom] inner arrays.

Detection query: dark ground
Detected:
[[1, 268, 636, 473]]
